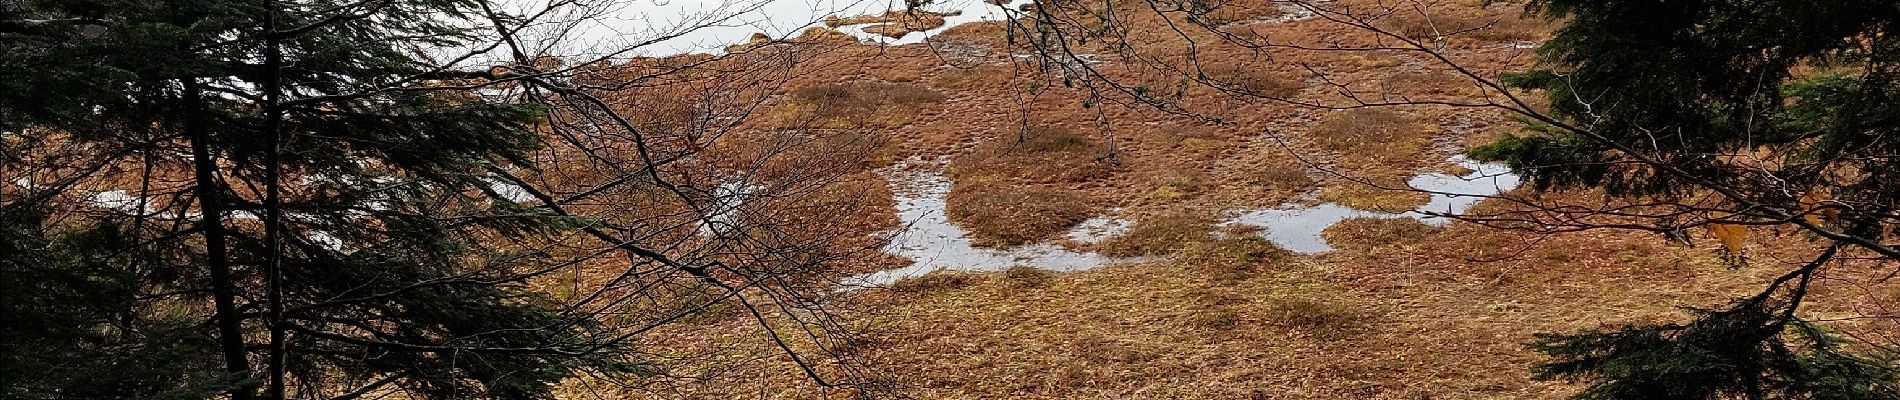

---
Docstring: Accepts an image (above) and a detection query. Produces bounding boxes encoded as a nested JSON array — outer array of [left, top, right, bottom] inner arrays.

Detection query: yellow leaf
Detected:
[[1709, 211, 1747, 253], [1799, 190, 1831, 226]]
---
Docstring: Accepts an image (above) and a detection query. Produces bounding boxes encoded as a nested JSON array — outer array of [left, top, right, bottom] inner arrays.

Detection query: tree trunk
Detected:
[[261, 0, 288, 398], [185, 79, 257, 400]]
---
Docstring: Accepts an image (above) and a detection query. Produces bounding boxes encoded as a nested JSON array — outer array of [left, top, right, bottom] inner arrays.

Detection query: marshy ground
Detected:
[[562, 0, 1900, 398]]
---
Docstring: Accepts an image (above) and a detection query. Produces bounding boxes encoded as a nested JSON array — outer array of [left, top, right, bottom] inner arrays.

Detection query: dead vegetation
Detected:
[[890, 271, 982, 292], [945, 176, 1099, 246], [1202, 63, 1306, 98], [1199, 1, 1285, 25], [1312, 109, 1428, 159], [942, 126, 1118, 246], [565, 0, 1900, 398], [1178, 225, 1289, 281], [1004, 266, 1057, 288], [1379, 9, 1552, 44], [1317, 179, 1431, 210], [1095, 212, 1215, 257], [1321, 217, 1440, 251], [819, 206, 1888, 399], [791, 81, 947, 111], [1248, 162, 1317, 192]]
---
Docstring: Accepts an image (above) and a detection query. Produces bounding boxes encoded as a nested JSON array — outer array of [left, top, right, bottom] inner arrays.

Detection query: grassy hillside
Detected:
[[558, 0, 1900, 398]]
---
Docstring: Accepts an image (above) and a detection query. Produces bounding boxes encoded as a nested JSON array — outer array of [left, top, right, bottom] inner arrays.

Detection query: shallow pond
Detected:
[[852, 156, 1518, 286], [1221, 155, 1520, 253], [517, 0, 1031, 56], [843, 171, 1134, 287]]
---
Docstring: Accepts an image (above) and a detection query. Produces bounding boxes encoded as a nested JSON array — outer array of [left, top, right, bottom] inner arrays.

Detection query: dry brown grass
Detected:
[[792, 26, 857, 43], [1003, 266, 1057, 288], [1201, 1, 1284, 25], [1317, 180, 1431, 211], [1096, 212, 1215, 257], [1202, 64, 1306, 98], [949, 125, 1115, 184], [785, 81, 947, 122], [1321, 217, 1440, 251], [527, 0, 1886, 397], [929, 65, 1009, 91], [1138, 165, 1208, 201], [1310, 108, 1434, 173], [943, 126, 1119, 246], [1466, 15, 1550, 43], [945, 177, 1099, 247], [821, 215, 1848, 399], [1261, 293, 1364, 338], [851, 255, 1415, 398], [1178, 225, 1289, 281], [1246, 162, 1317, 192], [1384, 71, 1483, 98], [1380, 11, 1550, 44], [793, 81, 945, 109], [1312, 109, 1420, 153], [934, 20, 1010, 41], [890, 270, 981, 292], [826, 10, 949, 29], [570, 216, 1871, 399]]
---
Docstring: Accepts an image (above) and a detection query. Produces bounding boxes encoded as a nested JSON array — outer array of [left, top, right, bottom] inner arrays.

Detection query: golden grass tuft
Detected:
[[1380, 11, 1550, 44], [792, 26, 858, 43], [1202, 64, 1306, 98], [1003, 266, 1057, 288], [1320, 217, 1440, 251], [722, 32, 774, 53], [949, 125, 1115, 184], [1259, 287, 1364, 338], [1310, 109, 1434, 172], [1179, 228, 1289, 281], [789, 81, 946, 118], [1317, 181, 1432, 211], [1188, 307, 1243, 328], [1443, 163, 1476, 176], [945, 177, 1099, 247], [1096, 213, 1216, 257], [1200, 1, 1285, 25], [1140, 165, 1208, 201], [890, 271, 981, 292], [1249, 162, 1317, 192], [934, 20, 1010, 41], [1312, 109, 1419, 153], [942, 126, 1118, 247]]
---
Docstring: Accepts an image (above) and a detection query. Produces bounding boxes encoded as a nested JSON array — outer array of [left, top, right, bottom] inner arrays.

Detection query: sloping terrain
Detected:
[[559, 0, 1900, 398]]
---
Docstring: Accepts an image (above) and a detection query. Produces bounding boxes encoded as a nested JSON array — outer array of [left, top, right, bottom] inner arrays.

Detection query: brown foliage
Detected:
[[1096, 212, 1216, 257], [945, 177, 1099, 247]]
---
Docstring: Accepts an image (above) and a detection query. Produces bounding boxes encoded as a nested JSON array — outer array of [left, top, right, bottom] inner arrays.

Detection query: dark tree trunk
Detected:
[[184, 79, 257, 400]]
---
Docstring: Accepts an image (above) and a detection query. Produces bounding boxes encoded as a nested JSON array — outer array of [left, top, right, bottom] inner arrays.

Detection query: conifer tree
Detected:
[[3, 0, 640, 398], [1469, 1, 1900, 398]]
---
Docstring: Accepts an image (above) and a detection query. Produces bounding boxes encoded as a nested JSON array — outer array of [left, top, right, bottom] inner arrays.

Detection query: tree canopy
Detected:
[[4, 0, 629, 398], [1470, 0, 1900, 398]]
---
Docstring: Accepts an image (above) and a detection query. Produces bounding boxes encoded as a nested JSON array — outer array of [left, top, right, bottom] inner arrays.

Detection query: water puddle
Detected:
[[1221, 155, 1519, 253], [1066, 214, 1133, 243], [845, 170, 1134, 287], [831, 0, 1034, 46], [698, 180, 761, 237], [1265, 1, 1321, 23], [568, 0, 1036, 55]]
